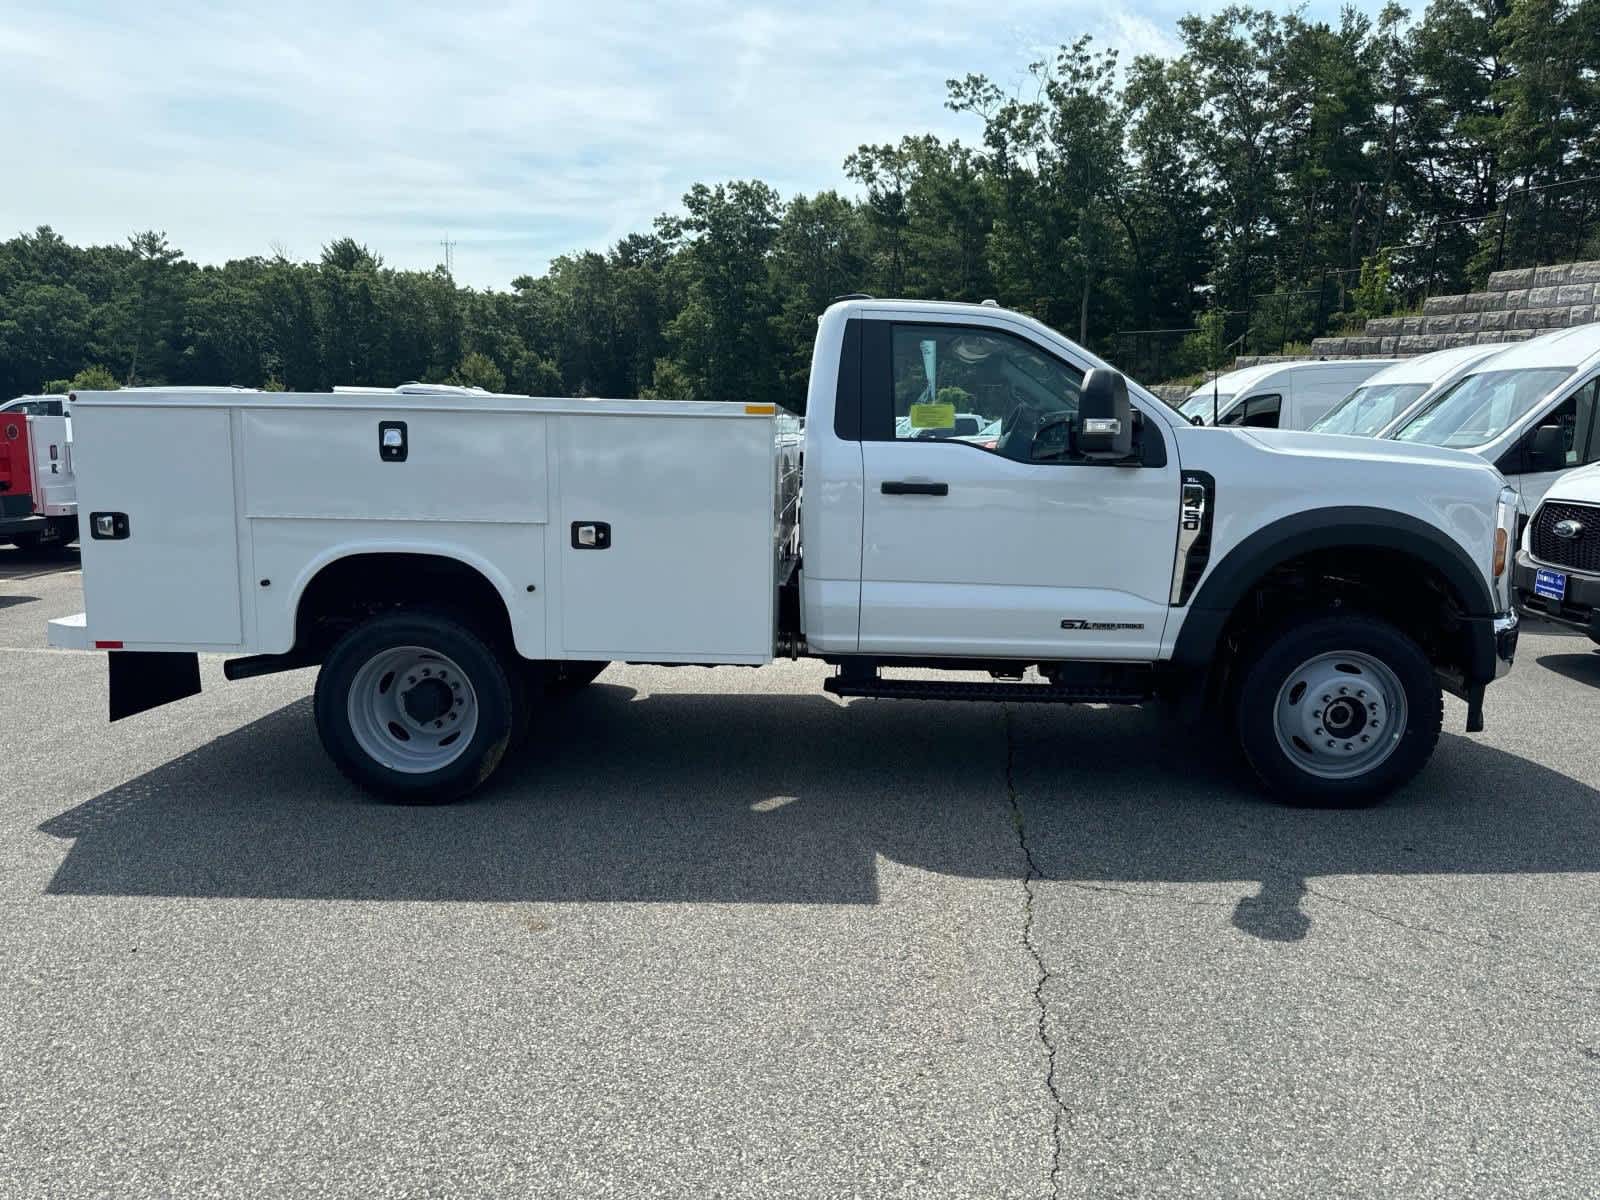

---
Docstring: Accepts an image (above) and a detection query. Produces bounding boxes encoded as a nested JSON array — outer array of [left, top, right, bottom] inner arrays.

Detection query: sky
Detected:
[[1, 0, 1339, 290]]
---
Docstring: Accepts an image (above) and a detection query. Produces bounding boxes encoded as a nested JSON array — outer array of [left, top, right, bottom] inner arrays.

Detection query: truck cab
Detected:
[[51, 299, 1520, 807]]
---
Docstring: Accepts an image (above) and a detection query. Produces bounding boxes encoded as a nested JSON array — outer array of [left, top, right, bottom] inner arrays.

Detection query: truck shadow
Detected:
[[37, 680, 1600, 943], [0, 546, 79, 580], [1537, 650, 1600, 687]]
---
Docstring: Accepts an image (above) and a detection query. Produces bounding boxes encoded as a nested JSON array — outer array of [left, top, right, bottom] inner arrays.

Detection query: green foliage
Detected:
[[451, 350, 506, 392], [42, 364, 119, 393], [1174, 308, 1230, 377], [1351, 251, 1398, 320], [3, 2, 1598, 399], [935, 386, 974, 409]]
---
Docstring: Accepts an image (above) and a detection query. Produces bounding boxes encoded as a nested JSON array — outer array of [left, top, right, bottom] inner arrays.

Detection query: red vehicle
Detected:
[[0, 411, 77, 552]]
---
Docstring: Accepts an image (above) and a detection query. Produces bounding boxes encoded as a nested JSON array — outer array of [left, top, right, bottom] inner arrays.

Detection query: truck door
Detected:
[[855, 318, 1179, 660], [0, 413, 34, 523]]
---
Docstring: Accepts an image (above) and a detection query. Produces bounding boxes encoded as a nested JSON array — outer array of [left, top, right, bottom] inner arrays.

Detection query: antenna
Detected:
[[440, 235, 456, 275]]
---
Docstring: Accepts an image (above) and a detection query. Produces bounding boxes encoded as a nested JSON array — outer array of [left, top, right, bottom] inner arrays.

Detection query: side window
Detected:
[[1221, 393, 1281, 428], [887, 324, 1083, 463], [1531, 381, 1599, 469], [1567, 377, 1600, 466]]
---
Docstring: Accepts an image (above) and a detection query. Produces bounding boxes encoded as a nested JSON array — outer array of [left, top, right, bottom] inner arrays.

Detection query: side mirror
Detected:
[[1528, 424, 1565, 472], [1079, 368, 1133, 460]]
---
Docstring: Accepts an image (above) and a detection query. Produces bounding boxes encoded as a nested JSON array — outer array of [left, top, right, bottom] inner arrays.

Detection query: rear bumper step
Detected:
[[823, 676, 1148, 704]]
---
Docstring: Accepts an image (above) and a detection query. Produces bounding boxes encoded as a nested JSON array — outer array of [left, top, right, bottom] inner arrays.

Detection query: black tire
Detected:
[[1234, 611, 1442, 807], [313, 610, 517, 804], [547, 660, 608, 693]]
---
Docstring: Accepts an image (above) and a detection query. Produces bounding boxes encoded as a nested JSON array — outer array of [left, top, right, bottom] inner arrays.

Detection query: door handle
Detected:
[[881, 480, 948, 496]]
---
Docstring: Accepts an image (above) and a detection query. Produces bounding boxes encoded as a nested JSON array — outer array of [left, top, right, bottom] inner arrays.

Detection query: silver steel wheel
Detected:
[[1272, 650, 1408, 781], [346, 645, 479, 774]]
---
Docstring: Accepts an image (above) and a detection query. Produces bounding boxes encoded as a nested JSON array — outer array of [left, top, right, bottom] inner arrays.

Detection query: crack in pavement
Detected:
[[1003, 705, 1064, 1199]]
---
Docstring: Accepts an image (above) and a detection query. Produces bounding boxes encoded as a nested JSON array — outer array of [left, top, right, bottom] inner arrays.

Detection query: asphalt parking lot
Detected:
[[2, 547, 1597, 1199]]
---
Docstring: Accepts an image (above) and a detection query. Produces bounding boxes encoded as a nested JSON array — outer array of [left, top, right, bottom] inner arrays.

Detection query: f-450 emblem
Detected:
[[1060, 619, 1145, 631]]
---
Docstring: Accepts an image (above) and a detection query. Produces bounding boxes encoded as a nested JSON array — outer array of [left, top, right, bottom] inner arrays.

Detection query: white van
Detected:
[[1387, 323, 1600, 514], [1180, 359, 1396, 429], [1309, 343, 1509, 438]]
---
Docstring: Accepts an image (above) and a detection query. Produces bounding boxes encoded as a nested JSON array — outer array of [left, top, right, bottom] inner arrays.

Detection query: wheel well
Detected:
[[1207, 545, 1477, 695], [294, 553, 514, 660]]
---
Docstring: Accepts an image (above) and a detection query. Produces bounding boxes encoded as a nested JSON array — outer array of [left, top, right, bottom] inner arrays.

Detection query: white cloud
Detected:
[[0, 0, 1341, 288]]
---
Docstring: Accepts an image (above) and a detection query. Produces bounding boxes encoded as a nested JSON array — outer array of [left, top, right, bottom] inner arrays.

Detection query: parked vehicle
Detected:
[[1180, 359, 1396, 429], [1, 393, 70, 418], [1513, 461, 1600, 642], [1388, 323, 1600, 514], [49, 298, 1518, 806], [1309, 344, 1509, 438], [0, 412, 78, 551]]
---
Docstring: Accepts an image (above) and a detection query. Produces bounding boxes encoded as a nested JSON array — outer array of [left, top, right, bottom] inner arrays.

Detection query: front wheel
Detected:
[[314, 610, 517, 804], [1234, 612, 1442, 806]]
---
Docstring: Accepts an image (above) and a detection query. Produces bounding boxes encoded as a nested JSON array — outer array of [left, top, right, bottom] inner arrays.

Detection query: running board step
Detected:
[[823, 677, 1148, 704]]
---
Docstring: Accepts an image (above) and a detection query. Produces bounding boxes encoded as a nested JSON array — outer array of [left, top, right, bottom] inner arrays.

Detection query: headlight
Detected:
[[1493, 486, 1518, 609]]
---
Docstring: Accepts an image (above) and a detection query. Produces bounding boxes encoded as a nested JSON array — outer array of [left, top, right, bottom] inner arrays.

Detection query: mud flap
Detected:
[[109, 651, 201, 721]]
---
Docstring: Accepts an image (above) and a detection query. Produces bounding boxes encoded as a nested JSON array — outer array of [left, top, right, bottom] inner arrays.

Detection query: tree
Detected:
[[451, 350, 506, 392], [43, 364, 119, 392]]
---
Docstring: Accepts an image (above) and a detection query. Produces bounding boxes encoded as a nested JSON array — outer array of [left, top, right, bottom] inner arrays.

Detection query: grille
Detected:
[[1530, 501, 1600, 572]]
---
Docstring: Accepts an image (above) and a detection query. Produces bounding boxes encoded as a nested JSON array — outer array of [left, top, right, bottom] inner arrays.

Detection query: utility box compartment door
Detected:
[[555, 413, 774, 661], [77, 406, 242, 646]]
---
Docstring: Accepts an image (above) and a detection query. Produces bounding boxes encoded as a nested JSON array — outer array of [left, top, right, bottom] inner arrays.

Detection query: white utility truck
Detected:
[[49, 299, 1520, 805]]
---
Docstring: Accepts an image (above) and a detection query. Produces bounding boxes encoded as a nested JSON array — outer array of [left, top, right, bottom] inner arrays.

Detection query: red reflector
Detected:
[[95, 640, 123, 649]]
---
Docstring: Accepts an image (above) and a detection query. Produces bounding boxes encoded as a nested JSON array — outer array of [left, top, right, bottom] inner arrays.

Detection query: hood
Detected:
[[1237, 427, 1497, 474], [1541, 461, 1600, 506]]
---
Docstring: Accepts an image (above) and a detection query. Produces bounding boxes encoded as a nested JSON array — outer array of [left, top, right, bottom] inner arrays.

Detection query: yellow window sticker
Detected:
[[908, 402, 956, 430]]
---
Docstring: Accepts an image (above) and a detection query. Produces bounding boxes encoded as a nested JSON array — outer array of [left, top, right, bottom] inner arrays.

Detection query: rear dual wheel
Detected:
[[314, 611, 518, 805]]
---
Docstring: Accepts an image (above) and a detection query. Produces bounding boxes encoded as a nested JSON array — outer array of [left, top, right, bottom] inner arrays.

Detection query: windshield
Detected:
[[1310, 383, 1429, 437], [1394, 368, 1574, 448], [1179, 391, 1235, 422]]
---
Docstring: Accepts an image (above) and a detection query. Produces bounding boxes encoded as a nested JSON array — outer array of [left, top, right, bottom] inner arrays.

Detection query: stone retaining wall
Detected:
[[1297, 259, 1600, 362]]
